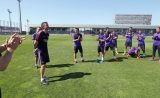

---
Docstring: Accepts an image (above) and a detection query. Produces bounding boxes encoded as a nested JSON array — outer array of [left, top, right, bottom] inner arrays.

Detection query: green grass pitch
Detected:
[[0, 35, 160, 98]]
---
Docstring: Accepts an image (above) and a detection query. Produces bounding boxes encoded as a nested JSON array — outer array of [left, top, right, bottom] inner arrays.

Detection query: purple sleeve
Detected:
[[135, 47, 140, 52], [32, 33, 36, 40], [36, 32, 42, 42], [128, 48, 132, 54], [103, 34, 106, 38], [132, 32, 134, 37], [72, 34, 75, 39], [143, 33, 146, 39], [115, 34, 118, 38], [152, 33, 156, 39], [32, 34, 34, 40]]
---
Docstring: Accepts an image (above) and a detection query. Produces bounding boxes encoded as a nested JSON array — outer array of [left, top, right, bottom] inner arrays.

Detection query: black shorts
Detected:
[[125, 41, 132, 47], [98, 46, 105, 53], [138, 43, 145, 49], [112, 41, 117, 48], [37, 49, 50, 65], [74, 46, 83, 54], [129, 53, 137, 58], [34, 49, 38, 57], [105, 44, 115, 51]]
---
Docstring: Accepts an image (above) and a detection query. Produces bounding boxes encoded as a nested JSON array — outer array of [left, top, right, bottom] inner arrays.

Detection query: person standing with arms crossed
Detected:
[[72, 28, 84, 64]]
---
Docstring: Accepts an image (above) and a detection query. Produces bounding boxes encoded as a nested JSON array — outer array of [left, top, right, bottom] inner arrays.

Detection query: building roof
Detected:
[[29, 24, 158, 29]]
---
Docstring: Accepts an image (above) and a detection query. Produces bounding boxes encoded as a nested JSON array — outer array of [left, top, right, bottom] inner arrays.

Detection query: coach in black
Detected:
[[34, 22, 50, 85]]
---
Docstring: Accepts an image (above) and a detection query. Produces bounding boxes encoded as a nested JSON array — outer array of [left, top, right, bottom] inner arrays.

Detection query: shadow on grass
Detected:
[[118, 51, 125, 54], [48, 72, 91, 83], [84, 60, 97, 63], [106, 57, 128, 62], [46, 64, 74, 68], [142, 55, 152, 58]]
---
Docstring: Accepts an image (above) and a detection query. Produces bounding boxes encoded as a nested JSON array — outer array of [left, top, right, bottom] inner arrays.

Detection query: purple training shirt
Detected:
[[126, 32, 134, 42], [128, 47, 140, 54], [32, 33, 37, 40], [111, 33, 118, 44], [98, 34, 105, 47], [153, 32, 160, 46], [72, 33, 82, 47], [137, 33, 145, 45], [104, 32, 111, 45]]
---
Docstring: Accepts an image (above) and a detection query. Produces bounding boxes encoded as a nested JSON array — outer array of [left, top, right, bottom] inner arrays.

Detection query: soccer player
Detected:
[[72, 28, 84, 64], [137, 30, 146, 56], [104, 28, 117, 60], [32, 27, 41, 68], [34, 22, 50, 85], [127, 47, 140, 59], [97, 29, 105, 63], [0, 33, 25, 71], [152, 27, 160, 63], [123, 27, 134, 55], [111, 31, 118, 54]]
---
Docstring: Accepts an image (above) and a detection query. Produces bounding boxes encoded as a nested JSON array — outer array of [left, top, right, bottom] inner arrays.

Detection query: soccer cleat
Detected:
[[43, 76, 49, 80], [41, 79, 48, 85], [113, 57, 117, 61], [74, 61, 78, 64], [34, 64, 38, 69], [100, 60, 104, 63], [116, 51, 119, 54], [143, 53, 146, 57], [34, 64, 37, 67], [122, 53, 126, 55], [137, 57, 140, 59], [81, 59, 85, 62], [96, 59, 100, 63]]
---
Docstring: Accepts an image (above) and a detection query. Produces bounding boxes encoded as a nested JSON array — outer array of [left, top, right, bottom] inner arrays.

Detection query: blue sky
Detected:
[[0, 0, 159, 27]]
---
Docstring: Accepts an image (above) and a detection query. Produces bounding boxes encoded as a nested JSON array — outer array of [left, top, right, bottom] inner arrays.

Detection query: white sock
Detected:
[[97, 57, 100, 60], [101, 57, 104, 61], [41, 77, 44, 82]]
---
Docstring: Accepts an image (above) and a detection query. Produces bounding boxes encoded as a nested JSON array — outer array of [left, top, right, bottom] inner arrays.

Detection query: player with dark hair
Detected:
[[127, 47, 141, 59], [32, 27, 41, 68], [97, 29, 105, 63], [152, 27, 160, 63], [34, 22, 50, 85], [111, 31, 118, 54], [137, 30, 146, 56], [123, 27, 134, 55], [104, 28, 117, 60], [72, 28, 84, 64]]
